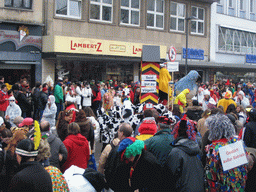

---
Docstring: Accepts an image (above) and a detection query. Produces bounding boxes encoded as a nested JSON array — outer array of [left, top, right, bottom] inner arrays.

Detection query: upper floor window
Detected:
[[90, 0, 112, 22], [56, 0, 81, 18], [5, 0, 32, 9], [170, 2, 185, 32], [191, 6, 204, 35], [217, 0, 224, 14], [147, 0, 164, 29], [121, 0, 140, 26]]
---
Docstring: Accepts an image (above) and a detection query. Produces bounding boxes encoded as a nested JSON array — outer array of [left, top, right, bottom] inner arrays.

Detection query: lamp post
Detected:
[[185, 16, 198, 75]]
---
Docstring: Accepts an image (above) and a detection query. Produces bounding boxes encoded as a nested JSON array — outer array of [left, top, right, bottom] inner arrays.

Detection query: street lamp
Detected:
[[185, 16, 198, 75]]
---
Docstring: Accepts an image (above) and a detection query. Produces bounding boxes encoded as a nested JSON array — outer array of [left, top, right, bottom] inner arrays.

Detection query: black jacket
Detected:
[[186, 106, 203, 122], [39, 91, 48, 110], [105, 148, 164, 192], [244, 121, 256, 149], [166, 137, 204, 192], [9, 161, 52, 192], [32, 88, 41, 107], [16, 92, 30, 113]]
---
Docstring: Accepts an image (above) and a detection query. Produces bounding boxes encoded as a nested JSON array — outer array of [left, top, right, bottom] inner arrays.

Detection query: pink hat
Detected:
[[18, 118, 33, 127]]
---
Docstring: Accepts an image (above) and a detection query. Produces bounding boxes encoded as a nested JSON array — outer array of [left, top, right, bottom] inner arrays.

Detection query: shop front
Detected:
[[42, 36, 167, 84], [0, 23, 42, 87]]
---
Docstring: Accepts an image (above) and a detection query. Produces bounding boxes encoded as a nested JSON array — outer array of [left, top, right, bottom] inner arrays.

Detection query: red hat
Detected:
[[128, 85, 131, 88], [18, 118, 33, 127], [42, 87, 48, 92]]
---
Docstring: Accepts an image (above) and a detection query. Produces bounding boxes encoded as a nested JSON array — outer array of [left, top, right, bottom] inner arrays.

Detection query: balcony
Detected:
[[217, 4, 224, 14], [228, 7, 235, 16]]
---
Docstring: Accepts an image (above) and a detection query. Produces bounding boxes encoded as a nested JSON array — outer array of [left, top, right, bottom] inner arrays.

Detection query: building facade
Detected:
[[42, 0, 214, 84], [210, 0, 256, 82], [0, 0, 43, 86]]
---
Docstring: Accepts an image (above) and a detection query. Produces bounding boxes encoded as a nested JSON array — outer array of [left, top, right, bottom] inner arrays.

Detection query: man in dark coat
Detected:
[[32, 82, 41, 120], [105, 137, 164, 192], [9, 139, 52, 192], [16, 88, 31, 118], [39, 84, 48, 120]]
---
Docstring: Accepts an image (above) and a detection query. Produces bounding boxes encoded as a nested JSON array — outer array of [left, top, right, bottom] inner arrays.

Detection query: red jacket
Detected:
[[0, 90, 8, 111], [62, 133, 90, 172], [92, 90, 101, 102]]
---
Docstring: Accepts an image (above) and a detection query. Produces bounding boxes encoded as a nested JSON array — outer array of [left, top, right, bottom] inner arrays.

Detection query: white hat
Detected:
[[9, 96, 15, 101], [203, 90, 210, 96], [0, 117, 4, 126]]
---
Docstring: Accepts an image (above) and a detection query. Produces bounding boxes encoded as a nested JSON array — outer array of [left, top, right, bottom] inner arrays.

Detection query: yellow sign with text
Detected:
[[43, 36, 167, 59]]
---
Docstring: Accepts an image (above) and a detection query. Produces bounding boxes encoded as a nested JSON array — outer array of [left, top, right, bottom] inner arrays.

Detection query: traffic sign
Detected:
[[169, 46, 177, 62]]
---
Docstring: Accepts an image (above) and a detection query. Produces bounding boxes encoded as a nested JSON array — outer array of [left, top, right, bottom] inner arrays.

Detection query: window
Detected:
[[239, 0, 246, 18], [5, 0, 32, 9], [240, 0, 244, 10], [217, 0, 224, 14], [90, 0, 113, 22], [147, 0, 164, 29], [250, 0, 256, 20], [56, 0, 81, 18], [121, 0, 140, 26], [229, 0, 233, 7], [191, 7, 204, 35], [170, 2, 185, 32]]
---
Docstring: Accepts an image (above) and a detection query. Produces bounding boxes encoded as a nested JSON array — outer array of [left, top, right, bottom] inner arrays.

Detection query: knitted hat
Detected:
[[83, 168, 107, 192], [138, 119, 157, 135], [118, 137, 145, 159], [224, 91, 232, 99], [16, 139, 38, 157]]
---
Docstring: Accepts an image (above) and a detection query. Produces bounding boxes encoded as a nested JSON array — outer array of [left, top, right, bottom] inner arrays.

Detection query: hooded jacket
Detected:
[[5, 102, 22, 127], [62, 133, 90, 172], [174, 89, 190, 113], [166, 137, 204, 192], [42, 95, 57, 128], [159, 67, 172, 94], [54, 83, 63, 103], [244, 109, 256, 149]]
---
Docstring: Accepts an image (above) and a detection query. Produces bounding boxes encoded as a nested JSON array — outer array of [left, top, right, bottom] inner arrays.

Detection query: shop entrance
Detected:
[[0, 68, 32, 86]]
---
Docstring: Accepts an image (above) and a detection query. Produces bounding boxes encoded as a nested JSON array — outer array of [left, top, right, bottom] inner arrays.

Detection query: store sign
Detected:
[[43, 36, 167, 58], [141, 81, 156, 87], [141, 87, 157, 93], [183, 48, 204, 60], [246, 54, 256, 63], [141, 75, 157, 81], [0, 30, 42, 50], [219, 141, 248, 171]]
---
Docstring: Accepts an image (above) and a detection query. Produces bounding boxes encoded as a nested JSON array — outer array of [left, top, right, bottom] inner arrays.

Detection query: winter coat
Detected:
[[98, 138, 120, 174], [136, 119, 157, 141], [82, 87, 92, 107], [5, 103, 22, 127], [186, 106, 203, 122], [159, 67, 172, 94], [16, 92, 30, 113], [9, 161, 52, 192], [244, 121, 256, 149], [144, 129, 174, 167], [47, 133, 68, 169], [166, 137, 204, 192], [174, 89, 190, 113], [39, 91, 48, 110], [217, 98, 237, 113], [105, 149, 164, 192], [42, 96, 57, 128], [62, 133, 90, 172], [32, 87, 41, 107], [54, 84, 64, 103], [0, 90, 9, 112]]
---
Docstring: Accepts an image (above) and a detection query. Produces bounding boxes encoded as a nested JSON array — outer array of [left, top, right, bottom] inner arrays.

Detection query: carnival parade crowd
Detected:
[[1, 73, 256, 191]]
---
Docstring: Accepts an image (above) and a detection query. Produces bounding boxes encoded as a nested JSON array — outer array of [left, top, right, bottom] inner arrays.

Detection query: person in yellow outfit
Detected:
[[174, 89, 190, 113], [217, 90, 237, 113], [159, 64, 171, 105]]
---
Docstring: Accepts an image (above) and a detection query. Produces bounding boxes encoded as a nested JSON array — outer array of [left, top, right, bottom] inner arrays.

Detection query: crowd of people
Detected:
[[0, 73, 256, 191]]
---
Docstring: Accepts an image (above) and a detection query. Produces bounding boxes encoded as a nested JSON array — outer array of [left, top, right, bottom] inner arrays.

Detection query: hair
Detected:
[[1, 129, 12, 138], [83, 107, 96, 118], [75, 109, 87, 122], [5, 129, 27, 155], [211, 108, 225, 115], [40, 121, 50, 132], [178, 120, 188, 138], [226, 104, 237, 114], [36, 139, 51, 162], [201, 109, 211, 118], [68, 122, 80, 135], [236, 104, 245, 113], [206, 113, 235, 141], [13, 116, 24, 126], [143, 109, 153, 118], [1, 84, 6, 89], [42, 83, 48, 88], [217, 105, 224, 112], [152, 109, 160, 122], [12, 84, 19, 91], [56, 110, 73, 130], [119, 123, 133, 137], [35, 82, 41, 88]]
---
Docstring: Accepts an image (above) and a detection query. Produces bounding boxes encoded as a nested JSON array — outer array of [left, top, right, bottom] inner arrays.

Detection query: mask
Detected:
[[10, 102, 14, 106], [47, 100, 51, 104]]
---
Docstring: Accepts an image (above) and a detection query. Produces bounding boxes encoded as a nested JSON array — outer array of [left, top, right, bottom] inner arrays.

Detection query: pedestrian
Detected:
[[40, 120, 68, 169], [186, 100, 203, 122], [39, 84, 49, 120], [54, 79, 64, 120], [197, 109, 211, 137], [174, 88, 190, 113], [236, 104, 247, 126], [202, 89, 216, 111], [32, 82, 41, 120], [0, 84, 9, 118], [166, 115, 204, 192], [41, 95, 57, 128], [61, 122, 90, 173], [5, 96, 22, 127], [9, 139, 52, 192], [56, 110, 73, 141], [81, 81, 92, 109], [217, 90, 237, 113], [16, 88, 31, 118]]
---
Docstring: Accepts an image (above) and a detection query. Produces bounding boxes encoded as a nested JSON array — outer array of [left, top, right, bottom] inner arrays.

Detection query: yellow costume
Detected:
[[159, 67, 171, 94], [174, 89, 190, 113], [217, 99, 237, 113]]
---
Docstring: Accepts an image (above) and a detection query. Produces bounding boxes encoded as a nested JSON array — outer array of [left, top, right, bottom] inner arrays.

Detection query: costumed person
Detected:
[[202, 89, 217, 111], [102, 92, 113, 111], [217, 90, 237, 113], [56, 110, 73, 141], [166, 114, 204, 192], [82, 81, 92, 108], [5, 96, 22, 127], [41, 95, 57, 128], [174, 88, 190, 113], [159, 63, 171, 105], [174, 70, 200, 99]]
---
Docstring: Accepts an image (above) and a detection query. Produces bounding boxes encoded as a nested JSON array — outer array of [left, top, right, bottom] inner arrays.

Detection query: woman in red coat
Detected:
[[61, 122, 90, 173]]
